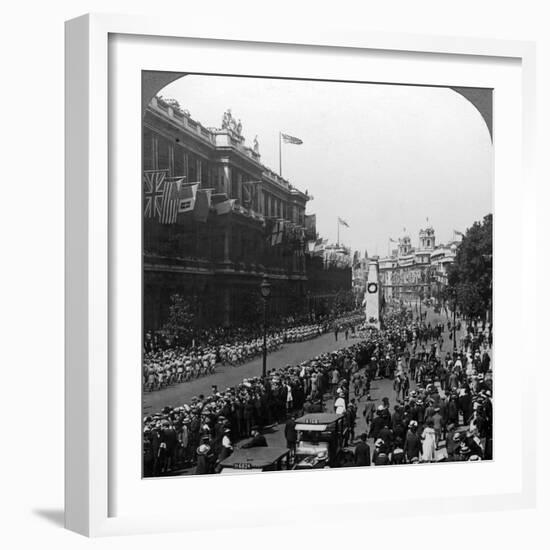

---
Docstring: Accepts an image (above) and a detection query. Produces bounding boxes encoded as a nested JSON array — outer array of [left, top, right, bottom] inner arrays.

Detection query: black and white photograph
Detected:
[[142, 72, 493, 478]]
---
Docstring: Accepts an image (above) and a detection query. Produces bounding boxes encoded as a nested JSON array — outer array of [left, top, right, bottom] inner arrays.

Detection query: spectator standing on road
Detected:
[[195, 440, 212, 475], [404, 421, 421, 463], [347, 398, 358, 442], [363, 400, 376, 433], [354, 433, 371, 466], [284, 415, 297, 458], [334, 392, 347, 415], [331, 367, 340, 397], [421, 419, 437, 462], [393, 375, 402, 403]]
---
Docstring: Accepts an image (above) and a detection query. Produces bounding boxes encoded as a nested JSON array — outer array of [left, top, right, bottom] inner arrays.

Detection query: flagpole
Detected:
[[279, 132, 282, 176], [337, 218, 340, 246]]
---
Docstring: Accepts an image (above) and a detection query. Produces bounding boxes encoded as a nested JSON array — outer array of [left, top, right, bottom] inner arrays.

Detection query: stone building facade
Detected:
[[378, 224, 459, 304], [143, 97, 310, 330]]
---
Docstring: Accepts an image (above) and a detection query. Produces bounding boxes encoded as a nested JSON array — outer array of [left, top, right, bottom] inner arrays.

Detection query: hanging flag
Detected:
[[177, 183, 199, 213], [194, 189, 213, 222], [338, 217, 349, 228], [211, 193, 228, 205], [389, 238, 397, 243], [269, 220, 284, 246], [143, 170, 168, 219], [453, 229, 464, 238], [214, 199, 236, 215], [158, 178, 180, 224], [281, 133, 303, 145], [305, 214, 317, 239], [172, 182, 198, 224]]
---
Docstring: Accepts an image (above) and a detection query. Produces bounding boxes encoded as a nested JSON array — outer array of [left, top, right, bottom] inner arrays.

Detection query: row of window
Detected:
[[143, 128, 306, 222]]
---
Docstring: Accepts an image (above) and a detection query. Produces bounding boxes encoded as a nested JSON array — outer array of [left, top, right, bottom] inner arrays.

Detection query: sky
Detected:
[[160, 75, 493, 256]]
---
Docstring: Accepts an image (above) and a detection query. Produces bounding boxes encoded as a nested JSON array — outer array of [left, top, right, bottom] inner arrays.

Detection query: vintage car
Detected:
[[294, 413, 349, 469], [218, 447, 291, 475]]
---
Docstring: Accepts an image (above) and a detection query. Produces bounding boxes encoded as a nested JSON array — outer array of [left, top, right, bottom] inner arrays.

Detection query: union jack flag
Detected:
[[143, 170, 168, 219]]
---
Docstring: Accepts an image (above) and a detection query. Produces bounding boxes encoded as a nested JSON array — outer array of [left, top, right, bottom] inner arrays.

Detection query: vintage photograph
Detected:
[[142, 73, 493, 477]]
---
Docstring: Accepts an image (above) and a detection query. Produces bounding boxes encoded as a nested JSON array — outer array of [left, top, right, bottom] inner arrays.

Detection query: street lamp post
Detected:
[[259, 276, 272, 378]]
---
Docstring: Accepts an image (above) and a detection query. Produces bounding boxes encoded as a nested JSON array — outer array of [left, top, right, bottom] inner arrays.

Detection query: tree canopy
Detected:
[[447, 213, 492, 320]]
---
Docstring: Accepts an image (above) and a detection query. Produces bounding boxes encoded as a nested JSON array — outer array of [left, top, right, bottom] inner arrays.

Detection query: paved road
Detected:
[[143, 329, 358, 415], [260, 305, 477, 453], [162, 305, 489, 473]]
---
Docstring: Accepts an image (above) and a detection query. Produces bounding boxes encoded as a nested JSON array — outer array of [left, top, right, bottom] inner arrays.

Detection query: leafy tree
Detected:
[[447, 214, 492, 320], [240, 291, 264, 326], [160, 294, 197, 344]]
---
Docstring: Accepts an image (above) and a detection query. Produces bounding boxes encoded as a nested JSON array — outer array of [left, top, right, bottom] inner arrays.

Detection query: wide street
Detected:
[[144, 304, 477, 469], [143, 328, 357, 415], [255, 305, 470, 452]]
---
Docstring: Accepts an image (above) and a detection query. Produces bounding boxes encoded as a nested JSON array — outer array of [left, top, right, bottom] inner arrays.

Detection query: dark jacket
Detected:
[[354, 441, 371, 466], [404, 430, 421, 460], [284, 418, 297, 444], [369, 415, 386, 440]]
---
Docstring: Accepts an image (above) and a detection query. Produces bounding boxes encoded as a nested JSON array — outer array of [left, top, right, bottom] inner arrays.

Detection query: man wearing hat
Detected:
[[195, 438, 212, 475], [369, 406, 387, 441], [404, 421, 421, 463], [354, 433, 371, 467]]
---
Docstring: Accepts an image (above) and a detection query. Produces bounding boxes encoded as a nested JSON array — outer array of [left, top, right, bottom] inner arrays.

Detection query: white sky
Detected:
[[160, 75, 493, 256]]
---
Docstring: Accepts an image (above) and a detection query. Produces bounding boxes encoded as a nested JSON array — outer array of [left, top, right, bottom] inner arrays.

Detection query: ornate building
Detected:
[[378, 224, 460, 304], [143, 97, 310, 330]]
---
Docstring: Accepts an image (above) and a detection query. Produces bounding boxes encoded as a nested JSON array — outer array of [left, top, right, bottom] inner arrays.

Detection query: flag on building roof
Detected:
[[143, 170, 168, 219], [338, 217, 349, 228], [281, 133, 303, 145]]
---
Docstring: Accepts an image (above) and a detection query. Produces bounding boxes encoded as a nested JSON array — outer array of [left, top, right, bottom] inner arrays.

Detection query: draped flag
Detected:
[[143, 170, 168, 219], [194, 189, 213, 222], [214, 198, 236, 215], [158, 178, 181, 224], [211, 193, 228, 205], [338, 217, 349, 228], [270, 220, 284, 245]]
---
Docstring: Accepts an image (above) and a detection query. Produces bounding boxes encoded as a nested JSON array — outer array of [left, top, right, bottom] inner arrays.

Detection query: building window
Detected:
[[143, 127, 155, 171], [188, 153, 197, 182], [157, 135, 170, 171], [173, 143, 185, 177]]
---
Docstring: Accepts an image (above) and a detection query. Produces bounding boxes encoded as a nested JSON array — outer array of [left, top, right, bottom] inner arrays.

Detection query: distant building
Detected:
[[378, 223, 460, 304]]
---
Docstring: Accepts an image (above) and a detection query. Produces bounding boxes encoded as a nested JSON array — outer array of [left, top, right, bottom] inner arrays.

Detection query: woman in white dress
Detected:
[[421, 419, 437, 462]]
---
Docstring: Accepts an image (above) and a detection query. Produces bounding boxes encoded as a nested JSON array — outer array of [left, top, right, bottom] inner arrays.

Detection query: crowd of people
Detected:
[[143, 334, 374, 476], [354, 307, 493, 466], [142, 311, 364, 391], [142, 304, 493, 476]]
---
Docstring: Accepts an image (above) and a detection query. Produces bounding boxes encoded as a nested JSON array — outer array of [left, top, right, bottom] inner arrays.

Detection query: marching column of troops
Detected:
[[143, 306, 493, 476]]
